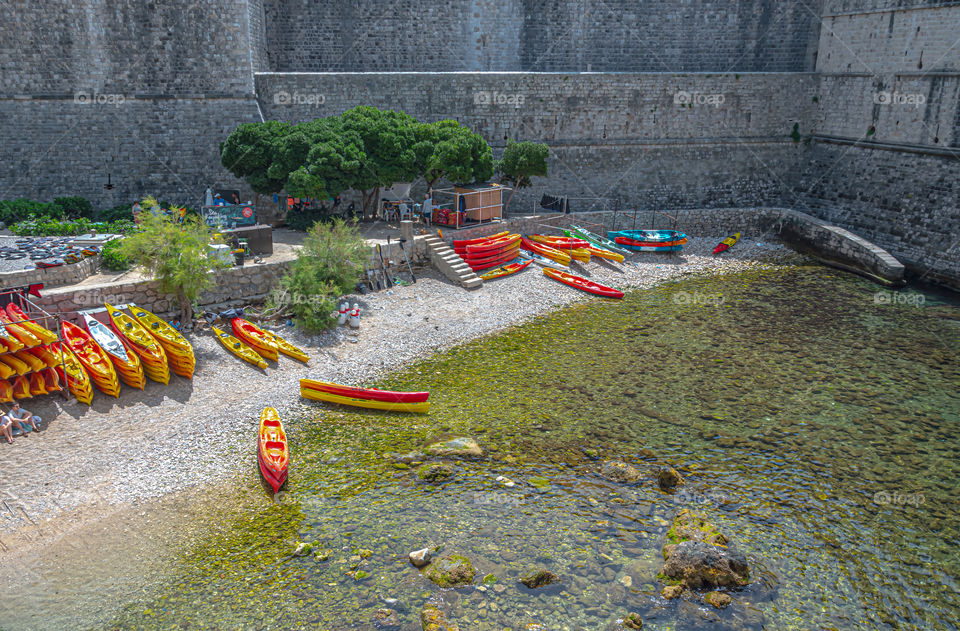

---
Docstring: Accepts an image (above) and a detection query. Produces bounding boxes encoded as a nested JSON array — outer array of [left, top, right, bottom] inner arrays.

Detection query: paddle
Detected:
[[377, 244, 392, 288], [397, 238, 416, 283]]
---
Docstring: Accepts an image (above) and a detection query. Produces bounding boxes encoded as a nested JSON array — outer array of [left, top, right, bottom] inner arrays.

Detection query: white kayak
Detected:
[[518, 251, 567, 271], [82, 314, 129, 362]]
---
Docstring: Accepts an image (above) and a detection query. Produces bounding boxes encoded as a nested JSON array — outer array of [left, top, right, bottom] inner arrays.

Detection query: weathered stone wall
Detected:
[[0, 256, 101, 290], [262, 0, 823, 72]]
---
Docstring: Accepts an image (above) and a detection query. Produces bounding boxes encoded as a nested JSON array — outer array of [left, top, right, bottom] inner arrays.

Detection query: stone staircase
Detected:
[[424, 235, 483, 290]]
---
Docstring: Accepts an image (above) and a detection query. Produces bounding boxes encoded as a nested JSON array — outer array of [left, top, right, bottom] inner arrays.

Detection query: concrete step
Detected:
[[424, 237, 483, 290]]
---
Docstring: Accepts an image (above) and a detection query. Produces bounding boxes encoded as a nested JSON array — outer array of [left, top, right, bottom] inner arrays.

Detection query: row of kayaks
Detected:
[[212, 318, 309, 369]]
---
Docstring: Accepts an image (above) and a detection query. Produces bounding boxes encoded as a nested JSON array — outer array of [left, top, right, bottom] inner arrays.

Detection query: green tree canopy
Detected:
[[496, 139, 550, 212], [413, 120, 494, 191]]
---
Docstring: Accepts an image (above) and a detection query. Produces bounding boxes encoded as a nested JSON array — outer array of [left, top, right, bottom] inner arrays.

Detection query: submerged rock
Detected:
[[293, 541, 315, 556], [423, 554, 476, 588], [417, 462, 454, 482], [390, 450, 426, 464], [657, 466, 685, 491], [601, 461, 644, 483], [409, 548, 432, 568], [704, 591, 732, 609], [661, 541, 749, 589], [420, 604, 460, 631], [623, 612, 644, 629], [665, 509, 729, 548], [661, 584, 684, 599], [519, 568, 559, 589], [495, 475, 516, 487], [426, 437, 483, 457], [374, 607, 400, 628]]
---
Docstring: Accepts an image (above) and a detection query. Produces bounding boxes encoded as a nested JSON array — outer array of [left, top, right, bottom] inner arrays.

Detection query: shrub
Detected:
[[101, 238, 129, 271], [9, 217, 138, 236], [54, 196, 95, 218], [0, 198, 64, 224], [119, 204, 229, 323], [284, 204, 327, 232], [98, 203, 135, 223], [270, 218, 367, 332]]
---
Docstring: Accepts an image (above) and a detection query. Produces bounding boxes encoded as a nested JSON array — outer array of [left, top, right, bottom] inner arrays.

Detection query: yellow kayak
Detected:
[[268, 332, 309, 363], [12, 350, 45, 373], [212, 326, 267, 369], [105, 304, 170, 385], [300, 387, 430, 413], [0, 354, 30, 376], [129, 304, 193, 354], [583, 245, 625, 263]]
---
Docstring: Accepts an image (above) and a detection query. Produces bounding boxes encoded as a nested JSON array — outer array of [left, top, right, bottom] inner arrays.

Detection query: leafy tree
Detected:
[[269, 218, 368, 332], [413, 120, 494, 190], [119, 199, 229, 324], [220, 120, 292, 194], [53, 196, 94, 218], [496, 140, 549, 213]]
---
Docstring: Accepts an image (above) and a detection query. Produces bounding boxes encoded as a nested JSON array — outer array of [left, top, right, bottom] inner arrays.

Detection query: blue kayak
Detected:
[[618, 243, 684, 253], [607, 230, 688, 243]]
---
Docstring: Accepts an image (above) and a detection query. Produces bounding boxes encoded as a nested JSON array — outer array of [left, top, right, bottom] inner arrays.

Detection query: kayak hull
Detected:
[[480, 259, 533, 280], [258, 407, 288, 494], [300, 385, 430, 413], [300, 378, 429, 403], [213, 326, 267, 369], [608, 230, 689, 243], [542, 268, 624, 299]]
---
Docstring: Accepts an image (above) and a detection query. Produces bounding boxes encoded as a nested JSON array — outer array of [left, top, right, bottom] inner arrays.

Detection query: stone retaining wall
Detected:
[[0, 256, 101, 290]]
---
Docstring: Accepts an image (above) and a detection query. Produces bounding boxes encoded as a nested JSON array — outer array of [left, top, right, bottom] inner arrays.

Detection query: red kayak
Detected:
[[615, 236, 688, 248], [543, 268, 624, 299], [468, 250, 521, 271], [460, 246, 520, 265], [452, 231, 509, 248], [713, 232, 740, 254], [258, 407, 288, 494], [300, 379, 430, 403], [458, 234, 521, 254]]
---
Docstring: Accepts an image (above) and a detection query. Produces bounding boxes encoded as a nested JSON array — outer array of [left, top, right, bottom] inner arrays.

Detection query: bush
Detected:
[[54, 196, 95, 218], [284, 204, 326, 232], [101, 238, 129, 271], [0, 198, 64, 225], [97, 204, 135, 223], [9, 217, 138, 236], [270, 218, 367, 332]]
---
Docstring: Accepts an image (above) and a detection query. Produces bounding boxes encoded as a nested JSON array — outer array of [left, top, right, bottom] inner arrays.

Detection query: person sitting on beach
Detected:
[[6, 403, 40, 433], [0, 414, 13, 444]]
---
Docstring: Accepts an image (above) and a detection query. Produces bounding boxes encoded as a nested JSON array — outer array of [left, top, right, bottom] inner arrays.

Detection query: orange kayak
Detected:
[[61, 321, 120, 395], [0, 311, 41, 348], [543, 268, 624, 299], [5, 303, 58, 344], [232, 318, 279, 361]]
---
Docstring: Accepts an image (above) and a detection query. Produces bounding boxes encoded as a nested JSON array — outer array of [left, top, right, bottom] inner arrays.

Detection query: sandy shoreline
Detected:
[[0, 237, 794, 559]]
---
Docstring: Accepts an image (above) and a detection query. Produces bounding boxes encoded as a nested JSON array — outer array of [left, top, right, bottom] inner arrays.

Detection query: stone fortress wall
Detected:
[[0, 0, 956, 286]]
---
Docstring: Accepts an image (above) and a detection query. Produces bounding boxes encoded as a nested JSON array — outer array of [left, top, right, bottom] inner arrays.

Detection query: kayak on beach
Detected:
[[565, 226, 632, 256], [300, 378, 429, 403], [300, 379, 430, 412], [542, 268, 624, 299], [608, 229, 688, 244], [479, 258, 533, 280], [713, 232, 741, 254], [212, 326, 267, 369], [258, 406, 288, 494]]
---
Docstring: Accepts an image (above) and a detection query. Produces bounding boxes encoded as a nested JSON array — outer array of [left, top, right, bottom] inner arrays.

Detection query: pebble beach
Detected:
[[0, 237, 795, 556]]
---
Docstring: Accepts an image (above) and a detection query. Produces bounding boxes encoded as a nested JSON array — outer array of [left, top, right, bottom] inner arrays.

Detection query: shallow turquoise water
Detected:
[[101, 265, 958, 630]]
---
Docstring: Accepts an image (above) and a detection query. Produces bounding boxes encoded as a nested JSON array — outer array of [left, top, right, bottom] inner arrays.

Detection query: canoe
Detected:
[[583, 245, 625, 263], [529, 234, 592, 250], [0, 311, 42, 348], [0, 380, 11, 403], [300, 386, 431, 413], [12, 375, 31, 399], [61, 321, 121, 391], [566, 226, 631, 256], [212, 326, 267, 369], [617, 243, 684, 253], [467, 250, 520, 272], [542, 268, 624, 299], [608, 230, 688, 243], [300, 379, 430, 403], [84, 315, 145, 389], [4, 304, 58, 344], [463, 246, 520, 267], [713, 232, 741, 255], [268, 332, 309, 363], [518, 251, 567, 271], [520, 237, 571, 265], [452, 231, 509, 248], [231, 318, 279, 361], [0, 323, 25, 353], [258, 407, 288, 493], [480, 259, 533, 280], [105, 303, 170, 385], [459, 244, 520, 264], [614, 236, 688, 248]]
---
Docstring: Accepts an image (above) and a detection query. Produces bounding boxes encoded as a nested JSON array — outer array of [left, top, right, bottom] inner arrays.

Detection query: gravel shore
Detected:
[[0, 237, 795, 549]]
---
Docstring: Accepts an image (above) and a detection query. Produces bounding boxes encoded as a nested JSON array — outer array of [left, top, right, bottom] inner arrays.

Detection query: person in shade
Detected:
[[6, 403, 40, 434], [1, 414, 14, 444]]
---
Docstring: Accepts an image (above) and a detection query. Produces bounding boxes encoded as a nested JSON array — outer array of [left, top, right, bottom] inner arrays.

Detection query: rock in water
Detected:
[[409, 547, 432, 568], [417, 462, 454, 482], [661, 541, 749, 588], [420, 604, 460, 631], [426, 436, 483, 457], [601, 461, 644, 483], [665, 509, 729, 548], [423, 554, 476, 588], [623, 612, 644, 629], [705, 591, 732, 609], [661, 584, 684, 599], [374, 608, 400, 628], [657, 466, 685, 490], [519, 568, 559, 588]]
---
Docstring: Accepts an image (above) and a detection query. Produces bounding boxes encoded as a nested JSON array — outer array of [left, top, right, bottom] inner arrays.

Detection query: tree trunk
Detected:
[[503, 185, 519, 215], [360, 187, 379, 221], [178, 290, 192, 328]]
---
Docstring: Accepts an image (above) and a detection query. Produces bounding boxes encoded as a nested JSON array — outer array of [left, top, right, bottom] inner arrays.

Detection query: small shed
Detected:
[[433, 183, 509, 227]]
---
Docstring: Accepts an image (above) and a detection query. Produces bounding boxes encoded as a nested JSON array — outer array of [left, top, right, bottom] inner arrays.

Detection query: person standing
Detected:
[[422, 192, 433, 226]]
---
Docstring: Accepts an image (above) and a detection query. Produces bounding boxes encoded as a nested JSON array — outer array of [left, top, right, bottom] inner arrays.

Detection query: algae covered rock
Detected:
[[519, 568, 558, 588], [664, 509, 729, 548], [623, 612, 644, 629], [661, 584, 684, 599], [426, 436, 483, 457], [661, 541, 749, 589], [423, 554, 476, 588], [421, 603, 460, 631], [601, 461, 644, 483], [293, 541, 315, 556], [374, 607, 400, 628], [704, 591, 732, 609], [657, 466, 685, 490], [417, 462, 455, 482]]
